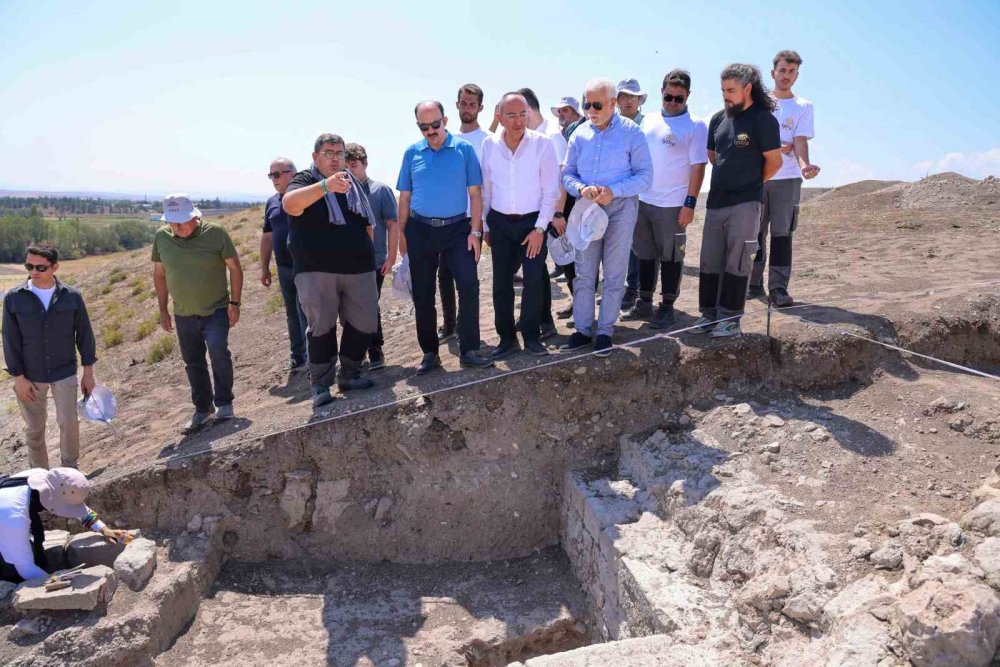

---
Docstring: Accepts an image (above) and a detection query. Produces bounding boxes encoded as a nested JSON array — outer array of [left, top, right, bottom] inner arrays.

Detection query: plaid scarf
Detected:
[[309, 165, 376, 227]]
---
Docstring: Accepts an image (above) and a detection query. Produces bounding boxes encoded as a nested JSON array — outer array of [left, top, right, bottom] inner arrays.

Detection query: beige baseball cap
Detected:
[[27, 467, 91, 519]]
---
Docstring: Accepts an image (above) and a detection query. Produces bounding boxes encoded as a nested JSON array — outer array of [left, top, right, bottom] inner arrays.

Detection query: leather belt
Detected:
[[490, 210, 540, 221], [411, 212, 468, 227]]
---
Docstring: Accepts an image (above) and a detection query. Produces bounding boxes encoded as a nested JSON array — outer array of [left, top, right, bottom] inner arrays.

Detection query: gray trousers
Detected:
[[573, 196, 639, 337], [295, 271, 378, 387], [699, 201, 761, 321], [751, 177, 801, 291]]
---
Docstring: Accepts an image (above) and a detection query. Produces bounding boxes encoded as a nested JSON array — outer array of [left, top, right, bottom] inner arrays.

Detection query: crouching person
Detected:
[[282, 133, 379, 408], [0, 468, 129, 583]]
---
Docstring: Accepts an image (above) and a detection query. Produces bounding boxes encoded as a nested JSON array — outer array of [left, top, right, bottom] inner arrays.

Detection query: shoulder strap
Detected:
[[27, 490, 49, 570], [0, 474, 28, 489]]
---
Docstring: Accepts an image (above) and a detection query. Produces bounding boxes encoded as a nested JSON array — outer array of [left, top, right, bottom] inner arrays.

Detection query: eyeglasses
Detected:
[[24, 263, 52, 272], [417, 119, 443, 132], [267, 170, 293, 180], [582, 101, 605, 111], [663, 94, 686, 103], [317, 150, 345, 159], [501, 111, 527, 121]]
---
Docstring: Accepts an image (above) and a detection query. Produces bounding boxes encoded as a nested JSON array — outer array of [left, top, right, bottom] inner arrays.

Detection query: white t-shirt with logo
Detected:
[[639, 111, 709, 208], [456, 127, 492, 217], [772, 96, 815, 181], [29, 283, 57, 311]]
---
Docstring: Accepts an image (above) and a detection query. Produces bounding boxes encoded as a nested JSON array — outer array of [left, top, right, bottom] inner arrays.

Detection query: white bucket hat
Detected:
[[547, 233, 576, 266], [160, 194, 201, 223], [390, 255, 413, 301], [566, 199, 609, 251], [27, 467, 92, 519], [78, 385, 117, 424], [616, 78, 648, 105], [550, 96, 581, 117]]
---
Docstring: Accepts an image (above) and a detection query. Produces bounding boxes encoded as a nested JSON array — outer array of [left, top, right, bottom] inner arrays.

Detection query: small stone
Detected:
[[811, 430, 830, 442], [733, 403, 753, 416], [764, 443, 781, 454], [939, 488, 955, 498], [374, 497, 393, 523], [9, 617, 44, 639], [678, 414, 692, 425], [187, 514, 203, 533], [870, 542, 903, 570], [764, 415, 786, 428], [848, 538, 874, 559]]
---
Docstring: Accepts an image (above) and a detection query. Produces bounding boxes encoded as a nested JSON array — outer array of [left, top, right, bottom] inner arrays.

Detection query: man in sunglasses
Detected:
[[282, 134, 380, 407], [560, 78, 653, 357], [748, 50, 820, 307], [3, 243, 97, 469], [397, 101, 494, 374], [628, 69, 708, 328], [153, 194, 243, 431], [260, 157, 308, 372]]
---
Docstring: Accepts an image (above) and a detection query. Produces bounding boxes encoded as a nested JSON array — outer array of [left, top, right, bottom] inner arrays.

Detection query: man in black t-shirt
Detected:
[[282, 134, 379, 407], [694, 64, 782, 338]]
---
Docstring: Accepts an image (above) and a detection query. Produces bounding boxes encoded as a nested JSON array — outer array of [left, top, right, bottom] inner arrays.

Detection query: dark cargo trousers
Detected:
[[699, 201, 761, 322]]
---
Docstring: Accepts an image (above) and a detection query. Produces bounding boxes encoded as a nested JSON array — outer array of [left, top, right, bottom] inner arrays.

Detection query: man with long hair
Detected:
[[694, 64, 782, 338], [748, 50, 821, 307]]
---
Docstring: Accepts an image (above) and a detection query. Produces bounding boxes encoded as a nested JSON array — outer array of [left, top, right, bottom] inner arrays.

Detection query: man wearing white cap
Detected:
[[0, 467, 128, 582], [152, 194, 243, 433], [615, 78, 648, 311], [560, 78, 653, 357], [551, 97, 583, 141]]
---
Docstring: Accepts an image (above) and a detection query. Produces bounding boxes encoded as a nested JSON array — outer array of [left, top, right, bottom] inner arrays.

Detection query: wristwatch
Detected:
[[533, 228, 545, 236], [470, 231, 483, 239], [229, 301, 241, 307], [553, 212, 565, 219]]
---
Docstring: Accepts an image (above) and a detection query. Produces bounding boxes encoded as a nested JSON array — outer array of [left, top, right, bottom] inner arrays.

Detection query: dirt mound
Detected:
[[805, 180, 904, 214], [900, 172, 1000, 209], [810, 180, 902, 202]]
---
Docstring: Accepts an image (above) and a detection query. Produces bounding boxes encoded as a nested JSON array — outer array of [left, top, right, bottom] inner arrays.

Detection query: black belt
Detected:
[[411, 212, 468, 227], [490, 210, 539, 221]]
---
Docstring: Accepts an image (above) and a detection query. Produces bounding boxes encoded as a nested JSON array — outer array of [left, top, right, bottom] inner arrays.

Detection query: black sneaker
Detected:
[[747, 284, 766, 299], [594, 335, 613, 357], [620, 290, 638, 312], [337, 375, 374, 391], [492, 338, 521, 359], [649, 303, 676, 330], [460, 351, 496, 369], [555, 305, 574, 319], [416, 353, 442, 375], [559, 332, 592, 352], [289, 357, 307, 372], [770, 288, 794, 308], [550, 265, 565, 279], [623, 299, 653, 320], [524, 340, 549, 357], [437, 326, 457, 342], [540, 323, 558, 340], [367, 348, 385, 371]]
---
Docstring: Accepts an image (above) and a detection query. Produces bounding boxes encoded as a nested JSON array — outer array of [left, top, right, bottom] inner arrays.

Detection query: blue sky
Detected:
[[1, 0, 997, 199]]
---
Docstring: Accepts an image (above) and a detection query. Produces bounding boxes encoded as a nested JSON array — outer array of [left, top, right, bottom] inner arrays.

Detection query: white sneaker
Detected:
[[689, 317, 716, 334], [710, 321, 742, 338]]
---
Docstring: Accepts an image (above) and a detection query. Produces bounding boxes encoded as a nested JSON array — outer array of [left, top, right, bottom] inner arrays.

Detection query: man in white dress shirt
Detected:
[[482, 93, 561, 358]]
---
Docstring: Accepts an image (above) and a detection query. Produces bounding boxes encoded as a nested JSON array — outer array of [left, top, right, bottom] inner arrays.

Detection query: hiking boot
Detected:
[[289, 357, 307, 372], [524, 340, 549, 357], [623, 299, 653, 320], [689, 317, 716, 334], [649, 303, 676, 330], [181, 410, 214, 434], [214, 404, 234, 421], [555, 305, 574, 319], [337, 358, 373, 391], [540, 323, 558, 340], [594, 335, 613, 357], [416, 353, 442, 375], [460, 351, 495, 369], [747, 284, 766, 299], [366, 348, 386, 371], [550, 265, 565, 279], [437, 326, 457, 342], [770, 288, 794, 308], [311, 385, 335, 408], [492, 338, 521, 360], [710, 321, 742, 338], [559, 332, 593, 352], [620, 289, 638, 311]]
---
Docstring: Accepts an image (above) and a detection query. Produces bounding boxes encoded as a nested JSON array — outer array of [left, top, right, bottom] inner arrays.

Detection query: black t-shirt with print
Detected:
[[285, 170, 375, 275], [706, 104, 781, 209]]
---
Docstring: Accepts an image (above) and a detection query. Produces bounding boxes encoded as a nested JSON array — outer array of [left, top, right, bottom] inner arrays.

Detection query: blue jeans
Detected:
[[174, 308, 234, 413], [276, 263, 308, 363], [573, 197, 639, 337]]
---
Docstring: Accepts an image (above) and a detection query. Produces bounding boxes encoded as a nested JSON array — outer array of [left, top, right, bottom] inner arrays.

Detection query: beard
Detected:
[[725, 101, 745, 117], [459, 112, 476, 124]]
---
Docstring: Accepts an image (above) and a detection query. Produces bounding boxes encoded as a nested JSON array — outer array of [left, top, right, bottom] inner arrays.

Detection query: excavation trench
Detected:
[[6, 302, 997, 665]]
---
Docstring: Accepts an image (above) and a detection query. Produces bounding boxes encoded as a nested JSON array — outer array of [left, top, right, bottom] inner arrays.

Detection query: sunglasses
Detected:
[[25, 263, 52, 272], [417, 119, 443, 132], [581, 101, 605, 111], [663, 94, 687, 103], [267, 169, 293, 180]]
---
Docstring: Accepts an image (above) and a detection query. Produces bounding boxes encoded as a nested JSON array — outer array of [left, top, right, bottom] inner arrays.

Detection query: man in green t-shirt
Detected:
[[152, 194, 243, 433]]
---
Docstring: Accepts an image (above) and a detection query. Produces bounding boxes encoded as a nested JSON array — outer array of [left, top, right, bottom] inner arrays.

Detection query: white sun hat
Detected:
[[547, 233, 576, 266], [390, 255, 413, 301], [77, 385, 118, 424], [160, 194, 202, 223], [566, 199, 609, 252]]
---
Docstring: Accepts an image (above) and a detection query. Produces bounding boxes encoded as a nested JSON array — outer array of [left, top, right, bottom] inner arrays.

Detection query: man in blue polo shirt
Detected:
[[397, 100, 494, 374]]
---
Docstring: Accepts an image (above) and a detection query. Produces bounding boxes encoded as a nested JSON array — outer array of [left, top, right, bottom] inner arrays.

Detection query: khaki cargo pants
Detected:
[[16, 374, 79, 469]]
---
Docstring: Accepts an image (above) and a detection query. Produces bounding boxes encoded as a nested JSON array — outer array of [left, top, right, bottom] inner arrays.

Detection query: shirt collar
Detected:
[[17, 277, 64, 293], [419, 131, 455, 152]]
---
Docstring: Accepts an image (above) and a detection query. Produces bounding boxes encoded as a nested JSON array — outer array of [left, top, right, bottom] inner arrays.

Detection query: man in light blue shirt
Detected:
[[397, 100, 494, 374], [560, 78, 653, 357]]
